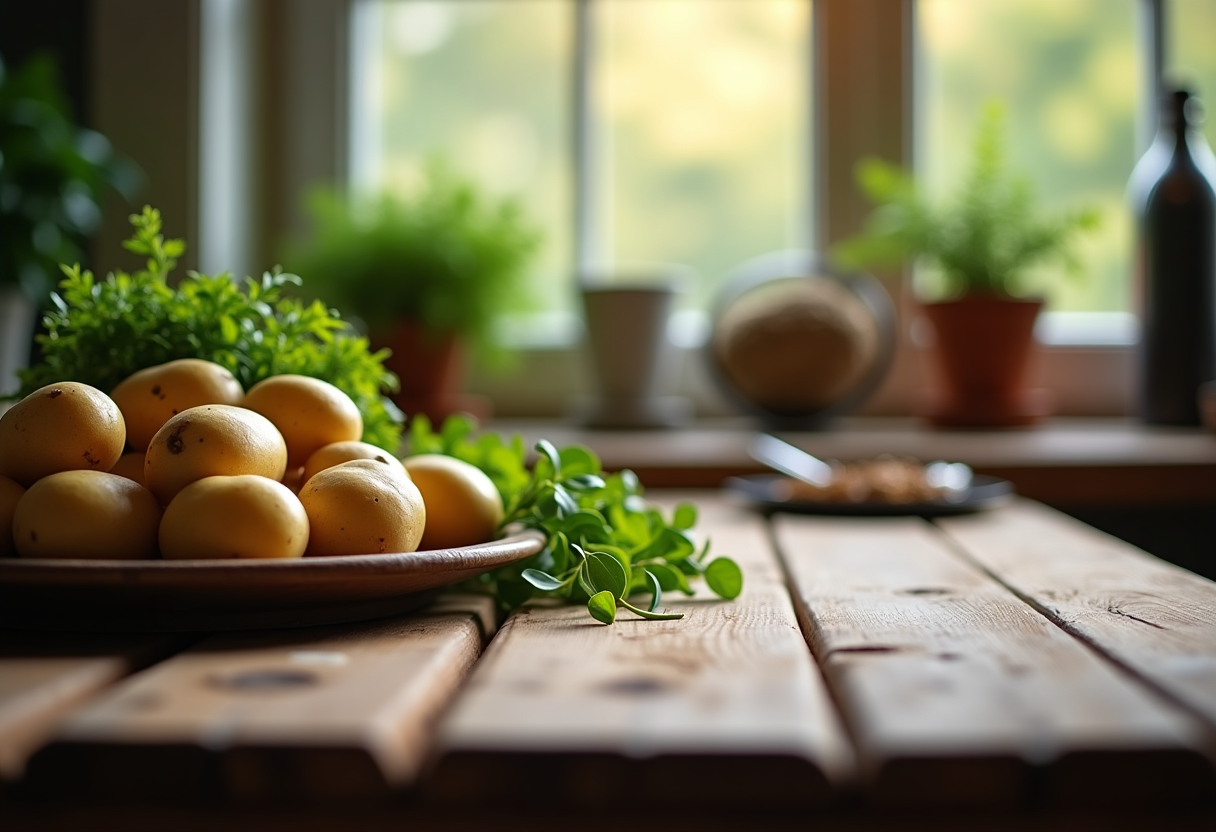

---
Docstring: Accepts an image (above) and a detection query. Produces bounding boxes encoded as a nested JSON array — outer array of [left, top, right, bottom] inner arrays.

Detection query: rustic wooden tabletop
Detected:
[[2, 494, 1214, 831]]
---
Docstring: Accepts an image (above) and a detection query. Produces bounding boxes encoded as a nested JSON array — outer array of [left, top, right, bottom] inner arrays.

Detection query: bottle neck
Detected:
[[1163, 90, 1196, 154]]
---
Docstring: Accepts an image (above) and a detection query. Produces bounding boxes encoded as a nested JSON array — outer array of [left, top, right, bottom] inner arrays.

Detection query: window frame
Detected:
[[91, 0, 1157, 419]]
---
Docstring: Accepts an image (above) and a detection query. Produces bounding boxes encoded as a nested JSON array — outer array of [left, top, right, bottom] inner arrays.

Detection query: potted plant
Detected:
[[0, 53, 139, 395], [833, 104, 1099, 427], [284, 161, 542, 422]]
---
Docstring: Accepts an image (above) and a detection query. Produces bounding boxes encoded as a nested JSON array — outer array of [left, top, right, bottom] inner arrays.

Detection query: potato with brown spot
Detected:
[[13, 470, 161, 559], [143, 404, 288, 505], [302, 440, 408, 485], [159, 475, 309, 560], [0, 382, 126, 487], [110, 358, 244, 451]]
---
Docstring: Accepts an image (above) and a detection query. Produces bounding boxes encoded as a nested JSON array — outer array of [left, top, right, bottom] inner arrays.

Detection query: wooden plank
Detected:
[[0, 632, 180, 783], [25, 596, 495, 801], [773, 513, 1213, 808], [936, 500, 1216, 733], [425, 495, 854, 807]]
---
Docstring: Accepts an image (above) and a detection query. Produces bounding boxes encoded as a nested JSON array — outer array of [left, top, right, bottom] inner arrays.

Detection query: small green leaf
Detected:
[[547, 508, 610, 541], [631, 526, 696, 564], [704, 557, 744, 600], [585, 550, 629, 599], [672, 502, 697, 530], [535, 439, 562, 477], [588, 591, 617, 624], [521, 568, 565, 591], [219, 315, 239, 343], [558, 445, 601, 477], [643, 569, 663, 612], [562, 473, 606, 492], [552, 483, 579, 517], [644, 562, 693, 595]]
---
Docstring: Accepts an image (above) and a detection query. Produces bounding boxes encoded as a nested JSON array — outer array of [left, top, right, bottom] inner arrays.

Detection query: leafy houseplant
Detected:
[[18, 207, 403, 452], [284, 162, 542, 422], [834, 104, 1099, 427], [0, 53, 138, 395]]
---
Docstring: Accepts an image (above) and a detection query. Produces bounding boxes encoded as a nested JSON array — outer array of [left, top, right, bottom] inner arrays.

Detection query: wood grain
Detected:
[[25, 596, 496, 801], [426, 496, 854, 807], [0, 632, 179, 782], [773, 512, 1213, 808], [936, 500, 1216, 733]]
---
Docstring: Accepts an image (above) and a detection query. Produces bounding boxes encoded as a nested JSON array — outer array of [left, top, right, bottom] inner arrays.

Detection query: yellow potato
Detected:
[[299, 459, 425, 557], [242, 375, 363, 469], [12, 470, 161, 560], [144, 404, 288, 506], [403, 454, 503, 550], [301, 440, 408, 485], [110, 358, 244, 451], [0, 381, 126, 487], [159, 475, 308, 560], [0, 474, 26, 558]]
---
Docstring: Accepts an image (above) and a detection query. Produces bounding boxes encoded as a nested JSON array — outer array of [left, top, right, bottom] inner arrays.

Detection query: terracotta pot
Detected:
[[919, 295, 1052, 428], [374, 321, 489, 424]]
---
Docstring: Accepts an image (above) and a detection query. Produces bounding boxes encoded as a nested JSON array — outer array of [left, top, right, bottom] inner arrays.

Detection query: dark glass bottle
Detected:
[[1131, 89, 1216, 426]]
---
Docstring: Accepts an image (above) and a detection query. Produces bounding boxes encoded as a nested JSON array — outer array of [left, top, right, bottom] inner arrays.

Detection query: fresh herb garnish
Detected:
[[16, 206, 402, 451], [409, 414, 744, 624]]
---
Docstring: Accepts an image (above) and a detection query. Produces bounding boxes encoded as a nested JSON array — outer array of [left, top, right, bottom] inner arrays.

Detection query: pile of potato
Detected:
[[0, 360, 503, 560]]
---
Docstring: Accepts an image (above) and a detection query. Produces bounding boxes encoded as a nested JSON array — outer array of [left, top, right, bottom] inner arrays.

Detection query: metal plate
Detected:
[[723, 474, 1015, 518]]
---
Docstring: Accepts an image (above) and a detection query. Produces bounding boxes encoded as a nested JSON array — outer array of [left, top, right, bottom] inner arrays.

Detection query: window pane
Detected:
[[917, 0, 1140, 313], [592, 0, 811, 312], [1167, 0, 1216, 149], [350, 0, 571, 320]]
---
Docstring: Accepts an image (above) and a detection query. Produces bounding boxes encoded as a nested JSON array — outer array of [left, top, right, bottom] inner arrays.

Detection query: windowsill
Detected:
[[486, 415, 1216, 507], [470, 340, 1141, 421]]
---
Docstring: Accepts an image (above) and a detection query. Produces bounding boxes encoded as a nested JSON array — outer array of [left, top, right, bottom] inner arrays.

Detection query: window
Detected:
[[349, 0, 811, 346], [1166, 0, 1216, 150], [350, 1, 573, 337], [175, 0, 1216, 417], [917, 0, 1140, 328]]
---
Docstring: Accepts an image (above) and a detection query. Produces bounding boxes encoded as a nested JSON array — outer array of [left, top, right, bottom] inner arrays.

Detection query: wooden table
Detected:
[[2, 494, 1215, 831]]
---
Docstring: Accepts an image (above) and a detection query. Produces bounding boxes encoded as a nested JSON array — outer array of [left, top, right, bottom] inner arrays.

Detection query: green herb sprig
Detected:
[[16, 206, 403, 451], [409, 414, 744, 624]]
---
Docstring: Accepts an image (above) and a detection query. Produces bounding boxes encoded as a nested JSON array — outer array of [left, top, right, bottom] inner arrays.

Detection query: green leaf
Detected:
[[546, 508, 610, 541], [557, 445, 600, 478], [704, 558, 744, 600], [562, 473, 607, 492], [587, 591, 617, 625], [535, 439, 562, 478], [672, 502, 698, 530], [552, 483, 579, 518], [521, 568, 566, 592], [644, 562, 693, 595], [585, 550, 629, 599], [643, 569, 663, 613], [631, 526, 696, 564]]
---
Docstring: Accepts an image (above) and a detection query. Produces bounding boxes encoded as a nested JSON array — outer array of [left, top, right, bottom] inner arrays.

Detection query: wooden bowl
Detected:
[[0, 531, 544, 632]]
